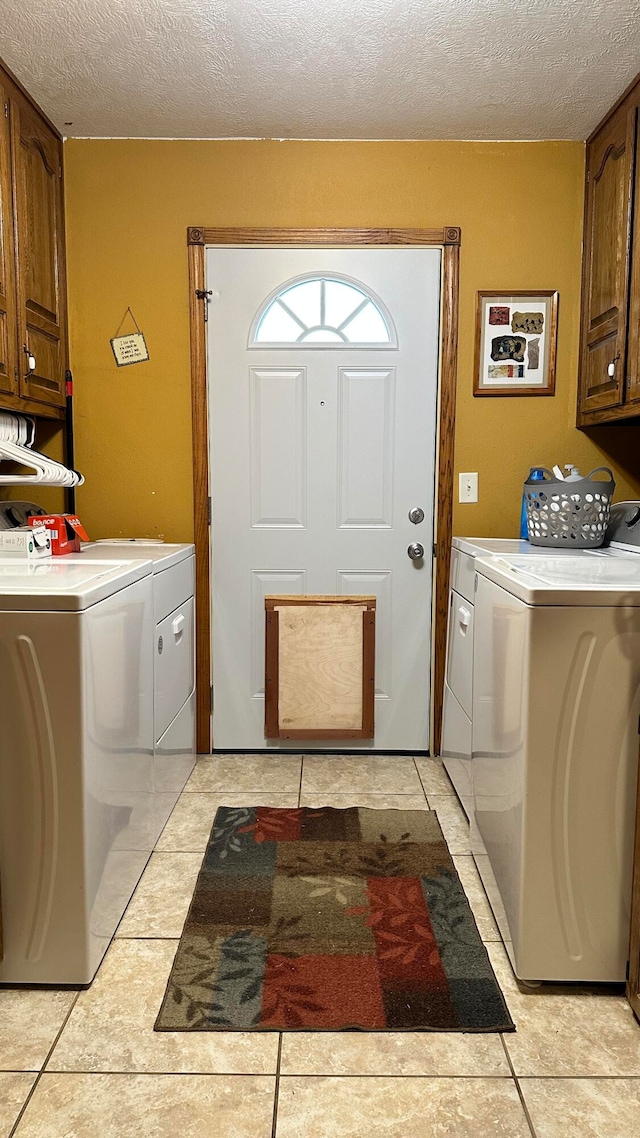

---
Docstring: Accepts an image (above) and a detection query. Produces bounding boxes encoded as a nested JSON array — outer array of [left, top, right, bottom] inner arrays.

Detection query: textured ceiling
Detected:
[[0, 0, 638, 140]]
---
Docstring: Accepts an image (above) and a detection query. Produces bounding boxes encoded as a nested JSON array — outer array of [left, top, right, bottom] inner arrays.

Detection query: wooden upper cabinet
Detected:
[[11, 93, 66, 409], [578, 104, 636, 420], [0, 83, 18, 400]]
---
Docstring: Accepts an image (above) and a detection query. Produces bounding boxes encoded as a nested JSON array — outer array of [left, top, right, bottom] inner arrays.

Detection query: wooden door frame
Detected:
[[187, 225, 461, 754], [627, 739, 640, 1021]]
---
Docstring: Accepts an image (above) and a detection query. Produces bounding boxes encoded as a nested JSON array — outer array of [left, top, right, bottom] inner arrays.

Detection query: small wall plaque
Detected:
[[111, 332, 149, 367], [110, 308, 149, 367]]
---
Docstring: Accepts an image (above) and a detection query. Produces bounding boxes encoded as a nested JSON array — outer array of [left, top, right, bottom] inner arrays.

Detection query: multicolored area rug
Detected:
[[155, 806, 514, 1032]]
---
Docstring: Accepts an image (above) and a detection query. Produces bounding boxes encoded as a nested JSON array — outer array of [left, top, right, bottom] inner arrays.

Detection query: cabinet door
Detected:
[[11, 95, 67, 408], [0, 84, 18, 399], [579, 105, 636, 418], [625, 112, 640, 407]]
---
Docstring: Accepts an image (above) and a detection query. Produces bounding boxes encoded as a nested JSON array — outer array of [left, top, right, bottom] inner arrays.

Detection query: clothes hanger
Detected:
[[0, 411, 84, 486]]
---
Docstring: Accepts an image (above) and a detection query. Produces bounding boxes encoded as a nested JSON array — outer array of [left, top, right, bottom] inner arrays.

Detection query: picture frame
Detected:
[[473, 290, 558, 396]]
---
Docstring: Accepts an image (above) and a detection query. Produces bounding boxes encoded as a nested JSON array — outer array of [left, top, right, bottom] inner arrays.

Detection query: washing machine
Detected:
[[441, 536, 581, 818], [77, 541, 197, 768], [0, 557, 156, 984], [471, 504, 640, 982]]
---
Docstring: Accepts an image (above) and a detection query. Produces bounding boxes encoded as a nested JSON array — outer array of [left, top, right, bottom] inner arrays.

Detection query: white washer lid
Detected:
[[74, 541, 194, 573], [452, 537, 594, 558], [0, 558, 152, 611], [475, 553, 640, 606]]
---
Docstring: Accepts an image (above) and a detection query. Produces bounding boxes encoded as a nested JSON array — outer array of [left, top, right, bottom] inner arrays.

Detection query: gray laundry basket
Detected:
[[524, 467, 616, 547]]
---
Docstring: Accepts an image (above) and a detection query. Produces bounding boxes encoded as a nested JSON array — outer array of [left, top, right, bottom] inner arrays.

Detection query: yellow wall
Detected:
[[63, 139, 640, 542]]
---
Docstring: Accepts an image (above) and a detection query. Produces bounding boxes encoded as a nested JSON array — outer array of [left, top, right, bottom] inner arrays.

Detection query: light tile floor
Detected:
[[1, 754, 640, 1136]]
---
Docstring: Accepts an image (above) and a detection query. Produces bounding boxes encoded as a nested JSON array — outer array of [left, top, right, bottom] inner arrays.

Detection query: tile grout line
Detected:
[[499, 1035, 539, 1138], [8, 1074, 637, 1083], [151, 782, 186, 850], [256, 1072, 519, 1080], [42, 1069, 281, 1079], [270, 1034, 283, 1138], [297, 792, 434, 799], [17, 1070, 640, 1080], [8, 990, 82, 1138], [412, 755, 430, 804], [114, 935, 182, 941], [297, 755, 304, 808], [516, 1075, 640, 1081], [1, 1069, 537, 1078], [113, 847, 202, 938]]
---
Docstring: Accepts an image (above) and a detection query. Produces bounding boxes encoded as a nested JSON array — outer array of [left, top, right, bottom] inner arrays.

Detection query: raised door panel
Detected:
[[579, 105, 636, 419], [337, 570, 392, 699], [0, 84, 17, 398], [250, 368, 307, 527], [12, 95, 66, 408], [337, 368, 395, 528], [251, 570, 306, 697]]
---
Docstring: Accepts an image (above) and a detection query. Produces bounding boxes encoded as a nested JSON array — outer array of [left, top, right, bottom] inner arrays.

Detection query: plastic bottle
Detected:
[[563, 464, 583, 482], [520, 468, 546, 540]]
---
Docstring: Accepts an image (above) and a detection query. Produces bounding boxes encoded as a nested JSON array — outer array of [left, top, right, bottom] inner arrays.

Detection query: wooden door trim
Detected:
[[435, 242, 460, 755], [188, 225, 461, 753], [188, 240, 211, 751], [627, 739, 640, 1020]]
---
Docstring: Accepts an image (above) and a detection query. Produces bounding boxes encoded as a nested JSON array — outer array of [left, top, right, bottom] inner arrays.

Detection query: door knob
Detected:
[[407, 542, 424, 560], [408, 506, 425, 524]]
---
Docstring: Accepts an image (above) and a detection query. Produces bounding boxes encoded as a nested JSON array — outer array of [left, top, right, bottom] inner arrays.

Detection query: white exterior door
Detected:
[[207, 246, 441, 751]]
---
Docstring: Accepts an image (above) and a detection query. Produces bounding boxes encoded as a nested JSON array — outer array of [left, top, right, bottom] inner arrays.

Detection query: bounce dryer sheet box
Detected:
[[0, 524, 52, 558], [28, 514, 89, 555]]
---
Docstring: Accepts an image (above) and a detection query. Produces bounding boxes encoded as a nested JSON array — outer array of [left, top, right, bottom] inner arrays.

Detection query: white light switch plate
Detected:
[[459, 472, 478, 503]]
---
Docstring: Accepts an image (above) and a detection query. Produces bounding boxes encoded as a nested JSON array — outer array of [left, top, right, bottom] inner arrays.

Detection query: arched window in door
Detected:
[[250, 274, 397, 347]]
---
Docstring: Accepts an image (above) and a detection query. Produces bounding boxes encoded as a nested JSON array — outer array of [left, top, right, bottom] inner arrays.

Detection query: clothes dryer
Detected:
[[472, 510, 640, 981], [0, 558, 155, 984]]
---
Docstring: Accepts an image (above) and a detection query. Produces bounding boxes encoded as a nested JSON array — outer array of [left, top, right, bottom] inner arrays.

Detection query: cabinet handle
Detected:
[[608, 353, 620, 378], [458, 605, 471, 629], [23, 345, 36, 375], [172, 614, 185, 640]]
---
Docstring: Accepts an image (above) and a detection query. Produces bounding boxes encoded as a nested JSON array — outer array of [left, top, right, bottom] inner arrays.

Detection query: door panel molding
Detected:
[[337, 367, 395, 529], [188, 227, 461, 754], [250, 366, 307, 528]]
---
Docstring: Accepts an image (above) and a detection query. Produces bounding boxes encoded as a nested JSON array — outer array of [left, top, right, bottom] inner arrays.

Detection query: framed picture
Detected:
[[474, 290, 558, 396]]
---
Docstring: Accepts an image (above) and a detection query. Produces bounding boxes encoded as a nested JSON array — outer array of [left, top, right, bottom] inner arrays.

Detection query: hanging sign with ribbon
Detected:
[[110, 308, 150, 367]]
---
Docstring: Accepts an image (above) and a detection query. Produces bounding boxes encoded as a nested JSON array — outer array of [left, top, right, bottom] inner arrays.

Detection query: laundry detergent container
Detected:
[[523, 467, 615, 548]]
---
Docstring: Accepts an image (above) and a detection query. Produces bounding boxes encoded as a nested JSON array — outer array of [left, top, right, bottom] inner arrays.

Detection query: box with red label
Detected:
[[28, 514, 90, 556]]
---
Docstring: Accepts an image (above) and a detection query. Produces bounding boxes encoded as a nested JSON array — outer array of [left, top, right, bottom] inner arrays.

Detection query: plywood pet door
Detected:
[[265, 596, 376, 740]]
